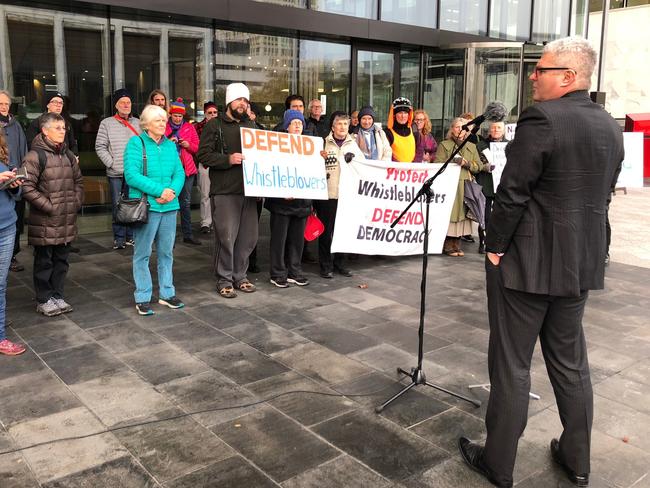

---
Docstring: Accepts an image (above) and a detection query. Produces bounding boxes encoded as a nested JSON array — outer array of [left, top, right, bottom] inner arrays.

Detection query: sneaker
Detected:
[[0, 339, 26, 356], [270, 278, 289, 288], [113, 241, 126, 250], [200, 226, 211, 234], [287, 276, 310, 286], [158, 296, 185, 309], [36, 298, 63, 317], [9, 257, 24, 272], [125, 238, 135, 246], [52, 298, 73, 313], [136, 302, 154, 315]]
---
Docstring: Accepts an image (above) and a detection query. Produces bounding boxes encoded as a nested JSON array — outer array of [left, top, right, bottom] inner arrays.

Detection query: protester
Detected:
[[433, 117, 481, 257], [384, 97, 416, 162], [352, 106, 392, 161], [21, 113, 84, 317], [26, 92, 78, 155], [0, 90, 28, 273], [458, 37, 624, 488], [124, 104, 185, 316], [148, 89, 169, 111], [349, 110, 359, 133], [307, 99, 329, 138], [264, 110, 311, 288], [0, 133, 26, 355], [272, 95, 315, 135], [166, 98, 200, 245], [193, 101, 218, 234], [196, 83, 258, 299], [315, 111, 364, 278], [475, 121, 504, 253], [413, 109, 437, 162], [95, 88, 140, 249]]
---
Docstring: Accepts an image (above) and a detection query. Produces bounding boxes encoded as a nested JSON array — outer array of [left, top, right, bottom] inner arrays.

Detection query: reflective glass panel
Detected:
[[298, 40, 351, 118], [253, 0, 306, 5], [439, 0, 488, 35], [381, 0, 436, 28], [311, 0, 377, 19], [400, 49, 421, 109], [472, 46, 521, 122], [532, 0, 570, 41], [489, 0, 532, 41], [122, 33, 160, 116], [170, 37, 199, 119], [422, 49, 464, 140], [355, 50, 394, 125]]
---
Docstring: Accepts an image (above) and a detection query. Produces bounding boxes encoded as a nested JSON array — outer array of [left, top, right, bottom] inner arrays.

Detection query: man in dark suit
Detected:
[[458, 37, 624, 488]]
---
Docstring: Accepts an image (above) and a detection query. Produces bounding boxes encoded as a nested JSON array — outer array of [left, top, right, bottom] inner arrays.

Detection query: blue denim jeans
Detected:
[[179, 174, 195, 239], [108, 176, 134, 244], [0, 224, 16, 341], [132, 210, 177, 304]]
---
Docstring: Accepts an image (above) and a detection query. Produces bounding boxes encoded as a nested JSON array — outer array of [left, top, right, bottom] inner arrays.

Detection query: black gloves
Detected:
[[344, 152, 355, 163]]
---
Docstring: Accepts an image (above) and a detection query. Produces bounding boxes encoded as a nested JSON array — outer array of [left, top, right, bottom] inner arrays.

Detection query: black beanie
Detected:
[[113, 88, 132, 106], [45, 92, 64, 107]]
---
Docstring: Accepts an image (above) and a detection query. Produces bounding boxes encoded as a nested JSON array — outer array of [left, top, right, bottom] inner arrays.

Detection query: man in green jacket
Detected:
[[196, 83, 258, 298]]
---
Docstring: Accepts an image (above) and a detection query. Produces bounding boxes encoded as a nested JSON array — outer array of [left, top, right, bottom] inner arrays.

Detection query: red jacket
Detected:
[[165, 121, 198, 177]]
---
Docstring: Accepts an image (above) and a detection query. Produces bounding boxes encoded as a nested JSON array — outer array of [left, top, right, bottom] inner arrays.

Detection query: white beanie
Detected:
[[225, 83, 250, 105]]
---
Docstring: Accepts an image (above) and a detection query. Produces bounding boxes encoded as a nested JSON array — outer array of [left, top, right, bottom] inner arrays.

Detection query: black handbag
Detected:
[[113, 136, 150, 226]]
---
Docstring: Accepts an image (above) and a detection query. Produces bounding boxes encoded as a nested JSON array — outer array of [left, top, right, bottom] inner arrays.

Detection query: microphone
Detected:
[[461, 101, 507, 131]]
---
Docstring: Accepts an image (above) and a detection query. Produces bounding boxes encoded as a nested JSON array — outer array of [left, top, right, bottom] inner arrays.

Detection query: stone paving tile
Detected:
[[246, 371, 356, 427], [293, 322, 381, 355], [313, 409, 449, 482], [321, 286, 400, 311], [411, 407, 486, 454], [403, 457, 495, 488], [41, 342, 128, 385], [223, 320, 309, 354], [196, 342, 289, 384], [187, 303, 263, 330], [164, 455, 276, 488], [308, 302, 388, 330], [114, 415, 233, 482], [358, 322, 452, 355], [212, 405, 339, 483], [0, 348, 45, 381], [86, 321, 164, 354], [154, 320, 236, 353], [0, 451, 40, 488], [14, 319, 93, 354], [281, 455, 393, 488], [42, 456, 159, 488], [594, 374, 650, 416], [66, 300, 130, 329]]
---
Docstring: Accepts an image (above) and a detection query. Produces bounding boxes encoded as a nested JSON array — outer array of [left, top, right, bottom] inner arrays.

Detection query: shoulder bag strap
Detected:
[[114, 114, 140, 136]]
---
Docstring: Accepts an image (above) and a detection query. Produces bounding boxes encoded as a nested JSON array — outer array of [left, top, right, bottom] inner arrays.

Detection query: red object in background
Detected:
[[625, 113, 650, 178]]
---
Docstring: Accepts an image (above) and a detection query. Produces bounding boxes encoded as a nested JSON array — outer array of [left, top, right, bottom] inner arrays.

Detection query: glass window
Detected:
[[298, 40, 351, 118], [439, 0, 488, 35], [532, 0, 570, 41], [355, 50, 394, 125], [252, 0, 306, 5], [571, 0, 589, 36], [380, 0, 436, 28], [311, 0, 377, 19], [399, 49, 420, 109], [472, 46, 521, 122], [520, 43, 544, 113], [7, 20, 56, 125], [214, 30, 298, 128], [122, 33, 160, 116], [169, 37, 199, 119], [65, 28, 105, 120], [489, 0, 532, 41], [422, 49, 465, 140]]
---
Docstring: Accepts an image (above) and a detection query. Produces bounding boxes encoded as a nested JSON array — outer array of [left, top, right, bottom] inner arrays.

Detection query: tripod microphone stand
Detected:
[[376, 127, 482, 413]]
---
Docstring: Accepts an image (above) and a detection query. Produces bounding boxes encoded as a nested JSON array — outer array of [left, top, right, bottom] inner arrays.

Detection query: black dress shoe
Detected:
[[478, 244, 486, 254], [461, 234, 475, 243], [183, 237, 202, 245], [320, 270, 333, 279], [333, 266, 352, 277], [550, 439, 589, 487], [458, 437, 512, 488]]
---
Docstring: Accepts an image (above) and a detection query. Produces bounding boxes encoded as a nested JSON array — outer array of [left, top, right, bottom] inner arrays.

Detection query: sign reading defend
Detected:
[[240, 127, 328, 199]]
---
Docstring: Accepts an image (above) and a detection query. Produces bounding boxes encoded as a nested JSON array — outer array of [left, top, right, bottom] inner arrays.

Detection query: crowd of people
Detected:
[[0, 81, 502, 354]]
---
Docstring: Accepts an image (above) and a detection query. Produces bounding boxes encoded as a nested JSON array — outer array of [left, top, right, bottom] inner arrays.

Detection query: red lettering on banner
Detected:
[[371, 208, 424, 226]]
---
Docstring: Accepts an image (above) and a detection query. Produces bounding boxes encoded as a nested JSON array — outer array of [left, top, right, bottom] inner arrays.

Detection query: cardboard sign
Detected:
[[240, 127, 328, 199], [331, 159, 460, 255], [617, 132, 644, 188]]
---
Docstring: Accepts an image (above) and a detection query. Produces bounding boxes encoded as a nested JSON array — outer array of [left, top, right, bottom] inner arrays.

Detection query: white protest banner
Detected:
[[331, 159, 460, 256], [617, 132, 644, 188], [489, 141, 508, 190], [505, 123, 517, 141], [240, 127, 328, 199]]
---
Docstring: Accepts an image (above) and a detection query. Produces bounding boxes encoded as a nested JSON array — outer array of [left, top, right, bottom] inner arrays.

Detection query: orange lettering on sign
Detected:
[[241, 128, 255, 149]]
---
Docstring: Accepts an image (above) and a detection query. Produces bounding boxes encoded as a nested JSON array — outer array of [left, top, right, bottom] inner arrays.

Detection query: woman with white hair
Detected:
[[124, 104, 186, 316]]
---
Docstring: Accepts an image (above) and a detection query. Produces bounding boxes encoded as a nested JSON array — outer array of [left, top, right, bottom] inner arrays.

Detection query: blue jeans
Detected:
[[108, 176, 134, 244], [132, 211, 177, 304], [179, 174, 195, 239], [0, 224, 16, 340]]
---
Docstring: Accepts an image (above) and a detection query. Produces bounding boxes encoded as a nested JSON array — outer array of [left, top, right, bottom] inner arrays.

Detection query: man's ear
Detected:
[[560, 69, 577, 87]]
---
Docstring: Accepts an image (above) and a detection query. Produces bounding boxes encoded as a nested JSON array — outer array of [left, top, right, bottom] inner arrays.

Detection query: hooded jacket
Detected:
[[21, 134, 84, 246], [0, 116, 28, 168], [165, 120, 199, 177]]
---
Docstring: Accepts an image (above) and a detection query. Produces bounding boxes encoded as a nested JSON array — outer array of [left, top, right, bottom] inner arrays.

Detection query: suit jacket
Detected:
[[485, 90, 623, 297]]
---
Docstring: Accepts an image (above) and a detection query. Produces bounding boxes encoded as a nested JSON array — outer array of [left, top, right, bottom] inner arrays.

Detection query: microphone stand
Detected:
[[376, 125, 482, 413]]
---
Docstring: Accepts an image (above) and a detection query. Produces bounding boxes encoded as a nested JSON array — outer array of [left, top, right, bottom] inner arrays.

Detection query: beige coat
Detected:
[[323, 132, 366, 199]]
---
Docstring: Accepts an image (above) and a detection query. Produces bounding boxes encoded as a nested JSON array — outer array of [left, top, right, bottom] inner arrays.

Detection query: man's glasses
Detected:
[[49, 100, 64, 106], [205, 111, 217, 115], [533, 66, 575, 76]]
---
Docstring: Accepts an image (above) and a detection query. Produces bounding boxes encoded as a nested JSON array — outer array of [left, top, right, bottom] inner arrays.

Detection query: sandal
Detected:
[[444, 250, 460, 257], [456, 250, 465, 257], [218, 286, 237, 298], [236, 280, 257, 293]]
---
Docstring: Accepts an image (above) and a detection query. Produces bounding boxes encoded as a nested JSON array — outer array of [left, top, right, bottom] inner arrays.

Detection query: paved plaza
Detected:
[[1, 187, 649, 488]]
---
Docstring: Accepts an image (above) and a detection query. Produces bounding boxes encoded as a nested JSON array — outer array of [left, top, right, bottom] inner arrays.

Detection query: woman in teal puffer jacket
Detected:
[[124, 104, 185, 316]]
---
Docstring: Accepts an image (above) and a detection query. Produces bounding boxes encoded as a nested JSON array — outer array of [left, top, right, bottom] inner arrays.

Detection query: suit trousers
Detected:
[[483, 259, 593, 486], [211, 194, 258, 289], [33, 244, 71, 304], [269, 212, 306, 281]]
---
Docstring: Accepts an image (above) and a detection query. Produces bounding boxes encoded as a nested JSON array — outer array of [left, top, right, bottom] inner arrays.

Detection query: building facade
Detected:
[[0, 0, 609, 232]]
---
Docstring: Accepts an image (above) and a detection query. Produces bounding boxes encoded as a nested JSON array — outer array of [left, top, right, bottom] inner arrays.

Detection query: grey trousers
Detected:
[[483, 258, 593, 486], [211, 194, 259, 289]]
